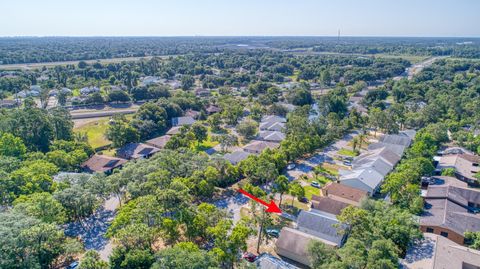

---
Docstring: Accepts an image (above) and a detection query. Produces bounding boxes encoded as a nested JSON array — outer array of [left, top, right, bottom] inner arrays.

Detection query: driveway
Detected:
[[64, 196, 120, 261], [212, 192, 249, 223]]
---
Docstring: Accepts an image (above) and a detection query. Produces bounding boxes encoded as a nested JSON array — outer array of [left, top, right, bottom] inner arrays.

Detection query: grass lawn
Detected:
[[192, 133, 219, 152], [320, 163, 340, 176], [374, 54, 428, 64], [337, 148, 358, 157], [303, 185, 320, 200], [74, 117, 111, 149], [72, 89, 80, 97]]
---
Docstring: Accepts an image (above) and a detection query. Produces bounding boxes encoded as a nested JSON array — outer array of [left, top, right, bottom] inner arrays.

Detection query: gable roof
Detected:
[[145, 135, 171, 149], [258, 131, 286, 142], [321, 182, 368, 203], [403, 233, 480, 269], [116, 143, 161, 160], [421, 198, 480, 236], [171, 116, 196, 126], [166, 126, 182, 135], [223, 150, 251, 164], [311, 196, 350, 215], [296, 210, 346, 246], [243, 140, 280, 153], [379, 133, 413, 147], [81, 154, 127, 173], [339, 167, 384, 190], [262, 115, 287, 123], [275, 227, 322, 266], [259, 121, 286, 132]]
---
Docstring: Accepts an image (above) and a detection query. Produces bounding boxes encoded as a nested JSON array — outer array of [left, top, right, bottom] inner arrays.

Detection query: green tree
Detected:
[[465, 231, 480, 250], [152, 242, 219, 269], [13, 192, 67, 224], [0, 133, 26, 158], [288, 181, 305, 207], [191, 122, 208, 146], [273, 175, 289, 208], [106, 115, 139, 147], [79, 250, 109, 269], [236, 119, 259, 139]]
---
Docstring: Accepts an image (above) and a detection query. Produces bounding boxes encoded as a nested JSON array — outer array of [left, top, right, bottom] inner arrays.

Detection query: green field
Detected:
[[74, 117, 112, 149], [337, 148, 358, 157]]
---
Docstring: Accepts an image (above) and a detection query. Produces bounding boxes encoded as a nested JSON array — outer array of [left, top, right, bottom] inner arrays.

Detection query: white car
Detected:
[[286, 163, 296, 170]]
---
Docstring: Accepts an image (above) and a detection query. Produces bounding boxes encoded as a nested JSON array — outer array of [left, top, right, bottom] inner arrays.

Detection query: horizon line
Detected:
[[0, 35, 479, 39]]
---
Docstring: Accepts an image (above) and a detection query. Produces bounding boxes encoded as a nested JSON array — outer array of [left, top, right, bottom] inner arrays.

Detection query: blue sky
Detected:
[[1, 0, 479, 37]]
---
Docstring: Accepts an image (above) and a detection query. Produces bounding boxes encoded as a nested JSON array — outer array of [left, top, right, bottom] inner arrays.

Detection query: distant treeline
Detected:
[[0, 36, 479, 65]]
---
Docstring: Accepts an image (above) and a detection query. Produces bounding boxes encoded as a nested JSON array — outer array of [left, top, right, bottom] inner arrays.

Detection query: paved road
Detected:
[[285, 130, 359, 180], [212, 192, 249, 223]]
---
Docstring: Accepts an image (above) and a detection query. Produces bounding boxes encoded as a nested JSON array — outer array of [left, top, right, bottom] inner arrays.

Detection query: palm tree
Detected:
[[274, 175, 289, 208]]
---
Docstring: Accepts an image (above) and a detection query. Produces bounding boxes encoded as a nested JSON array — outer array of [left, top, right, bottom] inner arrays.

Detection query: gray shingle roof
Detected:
[[379, 133, 413, 147], [171, 116, 196, 126], [258, 131, 286, 142], [296, 210, 346, 246], [223, 151, 251, 165]]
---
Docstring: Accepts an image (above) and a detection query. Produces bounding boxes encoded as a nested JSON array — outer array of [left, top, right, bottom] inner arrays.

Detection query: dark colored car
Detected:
[[242, 252, 257, 262], [67, 261, 79, 269], [299, 197, 309, 203], [266, 228, 280, 238]]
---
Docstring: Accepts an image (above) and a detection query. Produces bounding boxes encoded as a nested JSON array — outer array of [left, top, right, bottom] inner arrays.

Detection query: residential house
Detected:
[[145, 135, 171, 149], [81, 154, 128, 174], [184, 109, 201, 119], [116, 143, 161, 160], [223, 151, 251, 165], [320, 182, 368, 206], [206, 105, 221, 114], [195, 88, 211, 97], [166, 126, 182, 135], [420, 182, 480, 245], [338, 167, 385, 196], [80, 86, 100, 96], [402, 233, 480, 269], [296, 210, 347, 247], [257, 131, 286, 143], [171, 116, 196, 127], [275, 210, 347, 267], [311, 196, 350, 216], [243, 140, 280, 154], [262, 115, 287, 123], [140, 76, 161, 86], [378, 132, 414, 147], [436, 153, 480, 185], [275, 227, 324, 267], [259, 121, 286, 132], [0, 99, 20, 108]]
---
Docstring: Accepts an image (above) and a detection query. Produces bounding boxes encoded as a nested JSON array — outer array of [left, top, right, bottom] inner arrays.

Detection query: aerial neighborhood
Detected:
[[0, 27, 480, 269]]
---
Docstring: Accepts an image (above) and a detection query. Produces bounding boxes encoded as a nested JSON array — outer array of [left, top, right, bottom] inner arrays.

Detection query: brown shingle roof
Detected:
[[81, 154, 127, 173], [145, 135, 171, 149], [311, 196, 350, 215], [322, 182, 368, 203]]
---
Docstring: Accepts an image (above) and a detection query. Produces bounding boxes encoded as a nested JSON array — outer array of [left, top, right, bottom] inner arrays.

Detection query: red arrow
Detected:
[[238, 188, 282, 214]]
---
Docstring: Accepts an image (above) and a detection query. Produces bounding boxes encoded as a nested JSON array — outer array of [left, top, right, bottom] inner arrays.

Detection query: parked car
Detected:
[[266, 228, 280, 238], [286, 163, 296, 170], [299, 197, 309, 203], [242, 252, 257, 262], [343, 160, 352, 166], [311, 181, 320, 188], [67, 261, 79, 269]]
